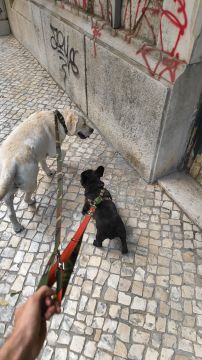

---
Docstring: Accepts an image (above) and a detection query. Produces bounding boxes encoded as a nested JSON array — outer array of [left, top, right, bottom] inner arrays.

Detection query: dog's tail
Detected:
[[0, 162, 16, 200]]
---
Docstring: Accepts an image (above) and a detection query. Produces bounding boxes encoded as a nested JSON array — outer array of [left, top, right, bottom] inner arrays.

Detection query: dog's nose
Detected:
[[90, 128, 94, 134]]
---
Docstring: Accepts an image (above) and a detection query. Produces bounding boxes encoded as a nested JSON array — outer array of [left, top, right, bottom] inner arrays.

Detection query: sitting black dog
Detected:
[[80, 166, 128, 254]]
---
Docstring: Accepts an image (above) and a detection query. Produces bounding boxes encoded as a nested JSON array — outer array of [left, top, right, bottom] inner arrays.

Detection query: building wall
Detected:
[[5, 0, 202, 182]]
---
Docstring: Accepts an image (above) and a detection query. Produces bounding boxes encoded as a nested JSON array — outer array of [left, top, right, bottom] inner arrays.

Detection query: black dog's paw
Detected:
[[122, 247, 128, 254], [93, 239, 102, 248]]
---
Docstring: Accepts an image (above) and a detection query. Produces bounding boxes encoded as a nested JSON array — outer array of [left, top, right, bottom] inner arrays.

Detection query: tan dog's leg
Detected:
[[23, 163, 39, 205], [40, 160, 56, 177], [24, 179, 38, 205], [5, 194, 24, 233]]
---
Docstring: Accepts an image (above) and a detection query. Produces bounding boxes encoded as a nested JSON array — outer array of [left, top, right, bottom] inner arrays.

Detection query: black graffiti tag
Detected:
[[50, 24, 79, 82]]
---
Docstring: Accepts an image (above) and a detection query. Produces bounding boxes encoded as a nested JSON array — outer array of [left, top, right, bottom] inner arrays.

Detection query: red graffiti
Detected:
[[159, 0, 188, 57], [60, 1, 188, 83], [137, 45, 186, 83], [91, 19, 105, 57], [91, 23, 102, 38], [133, 0, 188, 82], [82, 0, 87, 11]]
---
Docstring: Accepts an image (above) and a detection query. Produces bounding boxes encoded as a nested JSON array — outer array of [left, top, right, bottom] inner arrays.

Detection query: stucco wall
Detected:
[[5, 0, 202, 182]]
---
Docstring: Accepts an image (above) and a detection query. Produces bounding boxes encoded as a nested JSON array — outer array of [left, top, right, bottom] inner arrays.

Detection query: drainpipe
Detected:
[[111, 0, 122, 29], [0, 0, 10, 35]]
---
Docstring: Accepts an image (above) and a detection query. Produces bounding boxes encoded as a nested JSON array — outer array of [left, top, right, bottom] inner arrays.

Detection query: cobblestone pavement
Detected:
[[0, 36, 202, 360]]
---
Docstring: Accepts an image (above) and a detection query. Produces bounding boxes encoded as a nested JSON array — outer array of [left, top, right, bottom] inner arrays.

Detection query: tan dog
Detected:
[[0, 109, 94, 232]]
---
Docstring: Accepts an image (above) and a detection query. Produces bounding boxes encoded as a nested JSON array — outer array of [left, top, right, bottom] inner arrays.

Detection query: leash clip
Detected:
[[56, 250, 64, 271], [87, 206, 96, 216]]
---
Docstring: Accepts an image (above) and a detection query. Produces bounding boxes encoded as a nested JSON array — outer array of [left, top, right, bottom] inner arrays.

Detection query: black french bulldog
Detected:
[[80, 166, 128, 254]]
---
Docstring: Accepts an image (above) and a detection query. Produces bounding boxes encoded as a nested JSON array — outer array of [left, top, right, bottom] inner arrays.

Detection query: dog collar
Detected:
[[54, 110, 68, 135], [89, 188, 112, 207]]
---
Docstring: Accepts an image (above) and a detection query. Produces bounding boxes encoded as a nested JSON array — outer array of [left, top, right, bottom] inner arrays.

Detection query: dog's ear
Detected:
[[95, 166, 104, 178], [64, 110, 78, 135]]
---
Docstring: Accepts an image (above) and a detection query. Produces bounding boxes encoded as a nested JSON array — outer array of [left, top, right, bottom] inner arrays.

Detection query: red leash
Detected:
[[47, 207, 96, 289]]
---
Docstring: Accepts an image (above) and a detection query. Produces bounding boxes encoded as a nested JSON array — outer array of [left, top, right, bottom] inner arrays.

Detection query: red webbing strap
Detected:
[[47, 208, 95, 288]]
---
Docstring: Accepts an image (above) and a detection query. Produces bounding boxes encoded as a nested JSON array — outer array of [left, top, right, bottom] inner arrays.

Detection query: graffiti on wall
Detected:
[[50, 23, 79, 82], [122, 0, 188, 83], [135, 0, 188, 82], [60, 0, 188, 83]]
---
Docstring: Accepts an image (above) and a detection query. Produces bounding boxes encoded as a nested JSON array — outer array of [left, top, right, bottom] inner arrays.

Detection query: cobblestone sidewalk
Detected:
[[0, 36, 202, 360]]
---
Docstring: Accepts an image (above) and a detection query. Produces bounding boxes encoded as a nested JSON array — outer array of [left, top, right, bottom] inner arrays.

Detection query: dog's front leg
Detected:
[[40, 159, 56, 177], [93, 232, 103, 248], [4, 194, 24, 233], [82, 200, 90, 215]]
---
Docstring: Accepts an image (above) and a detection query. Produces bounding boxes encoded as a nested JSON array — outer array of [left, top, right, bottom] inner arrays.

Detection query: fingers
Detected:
[[44, 303, 61, 320], [17, 286, 61, 322], [34, 286, 54, 300], [44, 296, 52, 307], [41, 289, 61, 320]]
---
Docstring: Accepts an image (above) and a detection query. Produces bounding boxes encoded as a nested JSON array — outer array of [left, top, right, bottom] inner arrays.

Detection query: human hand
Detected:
[[13, 286, 61, 360], [0, 286, 61, 360]]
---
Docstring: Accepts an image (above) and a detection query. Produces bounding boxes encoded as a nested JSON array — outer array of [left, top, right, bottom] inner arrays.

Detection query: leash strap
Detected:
[[37, 112, 64, 300], [37, 111, 96, 303], [47, 207, 95, 289]]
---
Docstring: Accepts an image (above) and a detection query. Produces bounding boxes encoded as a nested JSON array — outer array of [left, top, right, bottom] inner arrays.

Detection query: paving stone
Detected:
[[57, 330, 71, 345], [98, 334, 115, 352], [131, 296, 147, 311], [40, 346, 53, 360], [104, 287, 118, 302], [118, 291, 131, 306], [134, 267, 146, 281], [96, 302, 107, 317], [55, 347, 68, 360], [128, 344, 145, 359], [114, 340, 127, 358], [178, 338, 193, 353], [108, 274, 120, 289], [95, 349, 112, 360], [47, 330, 58, 346], [103, 319, 118, 333], [70, 335, 85, 353], [144, 314, 156, 331], [156, 317, 167, 332], [160, 348, 174, 360], [92, 317, 104, 329], [109, 305, 121, 319], [145, 347, 159, 360], [117, 322, 131, 343], [84, 340, 97, 358], [162, 334, 177, 348]]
